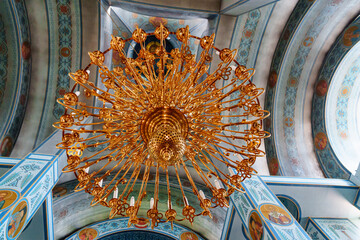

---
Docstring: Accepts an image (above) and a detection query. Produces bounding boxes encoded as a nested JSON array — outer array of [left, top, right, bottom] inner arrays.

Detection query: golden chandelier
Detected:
[[54, 24, 269, 229]]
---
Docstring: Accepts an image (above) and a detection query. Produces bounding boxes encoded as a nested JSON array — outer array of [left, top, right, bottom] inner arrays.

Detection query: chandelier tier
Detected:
[[54, 24, 270, 229]]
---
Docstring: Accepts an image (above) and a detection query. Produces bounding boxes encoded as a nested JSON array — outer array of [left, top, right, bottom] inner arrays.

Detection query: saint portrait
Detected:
[[248, 211, 263, 240], [260, 204, 292, 226], [180, 231, 198, 240], [52, 186, 67, 198], [79, 228, 98, 240], [0, 190, 18, 211], [7, 200, 28, 238]]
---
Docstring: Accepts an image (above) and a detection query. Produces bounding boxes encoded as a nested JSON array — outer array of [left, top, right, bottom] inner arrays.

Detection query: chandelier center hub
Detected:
[[141, 107, 188, 166]]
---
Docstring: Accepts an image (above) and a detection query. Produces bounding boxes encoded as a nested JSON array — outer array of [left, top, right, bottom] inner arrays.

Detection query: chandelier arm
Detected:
[[188, 132, 245, 168], [214, 95, 249, 106], [119, 53, 154, 107], [197, 80, 244, 108], [143, 61, 156, 90], [177, 161, 211, 217], [165, 168, 172, 209], [110, 72, 146, 102], [173, 164, 188, 207], [166, 56, 183, 98], [185, 153, 216, 192], [172, 69, 192, 106], [165, 168, 176, 230], [90, 142, 144, 190], [108, 158, 138, 197], [81, 135, 140, 161], [197, 131, 249, 155], [184, 144, 221, 190], [111, 63, 150, 100], [178, 160, 208, 210], [87, 145, 137, 183], [69, 79, 117, 107], [154, 163, 160, 210], [119, 162, 142, 201], [184, 151, 233, 208], [55, 100, 100, 119], [136, 158, 151, 205], [187, 50, 237, 99], [213, 132, 264, 141], [184, 46, 211, 86]]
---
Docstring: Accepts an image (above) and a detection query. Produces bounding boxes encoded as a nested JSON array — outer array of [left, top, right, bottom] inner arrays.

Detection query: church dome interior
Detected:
[[0, 0, 360, 239]]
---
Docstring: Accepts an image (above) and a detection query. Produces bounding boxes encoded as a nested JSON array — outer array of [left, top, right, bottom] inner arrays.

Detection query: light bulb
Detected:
[[130, 196, 135, 206], [228, 166, 235, 176], [113, 187, 118, 198], [199, 190, 206, 199], [214, 179, 221, 189], [99, 179, 103, 187], [84, 167, 89, 173], [184, 196, 189, 206], [150, 198, 154, 209]]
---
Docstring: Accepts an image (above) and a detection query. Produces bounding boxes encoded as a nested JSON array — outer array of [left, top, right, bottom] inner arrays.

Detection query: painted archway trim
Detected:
[[311, 16, 360, 179], [0, 0, 31, 157], [264, 0, 316, 175], [65, 218, 205, 240]]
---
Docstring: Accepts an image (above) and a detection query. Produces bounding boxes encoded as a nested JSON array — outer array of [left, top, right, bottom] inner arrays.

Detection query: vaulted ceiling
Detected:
[[1, 0, 360, 238]]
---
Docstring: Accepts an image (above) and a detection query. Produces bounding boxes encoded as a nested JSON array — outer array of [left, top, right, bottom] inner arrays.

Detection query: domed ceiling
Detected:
[[1, 0, 360, 239]]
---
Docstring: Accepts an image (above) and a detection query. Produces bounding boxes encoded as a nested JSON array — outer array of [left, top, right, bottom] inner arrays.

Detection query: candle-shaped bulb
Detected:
[[75, 91, 80, 96], [199, 190, 206, 199], [130, 196, 135, 206], [230, 65, 236, 71], [113, 187, 118, 198], [184, 196, 189, 206], [86, 69, 90, 74], [99, 179, 103, 187], [228, 166, 235, 176], [150, 198, 154, 209], [84, 167, 89, 173], [214, 179, 221, 189]]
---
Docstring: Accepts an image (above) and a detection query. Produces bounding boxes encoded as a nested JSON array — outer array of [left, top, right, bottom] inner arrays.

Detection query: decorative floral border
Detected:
[[311, 17, 360, 179]]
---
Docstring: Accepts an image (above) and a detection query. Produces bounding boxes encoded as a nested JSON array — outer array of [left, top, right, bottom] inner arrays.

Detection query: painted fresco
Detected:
[[306, 221, 327, 240], [260, 204, 292, 226], [231, 176, 311, 239], [78, 228, 98, 240], [65, 218, 204, 240], [248, 211, 263, 240], [312, 15, 360, 178], [35, 0, 82, 146], [265, 0, 360, 178], [0, 190, 18, 211], [7, 200, 27, 238], [307, 218, 360, 240], [0, 159, 47, 192], [54, 176, 226, 240], [0, 0, 31, 157]]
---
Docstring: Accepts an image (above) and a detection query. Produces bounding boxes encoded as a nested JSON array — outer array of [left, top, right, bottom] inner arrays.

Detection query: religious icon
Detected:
[[7, 200, 28, 238], [78, 228, 98, 240], [135, 217, 149, 229], [260, 204, 292, 226], [180, 231, 198, 240], [0, 190, 18, 211], [248, 211, 263, 240], [52, 186, 67, 198]]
